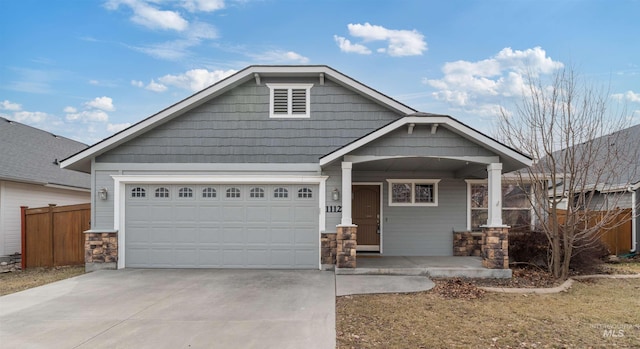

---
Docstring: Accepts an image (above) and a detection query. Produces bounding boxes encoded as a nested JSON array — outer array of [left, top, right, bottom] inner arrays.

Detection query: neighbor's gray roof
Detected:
[[0, 117, 90, 189]]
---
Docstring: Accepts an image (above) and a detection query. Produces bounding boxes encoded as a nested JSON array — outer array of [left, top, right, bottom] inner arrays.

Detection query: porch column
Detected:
[[486, 162, 503, 227], [337, 161, 357, 268], [340, 161, 353, 226], [481, 162, 509, 270]]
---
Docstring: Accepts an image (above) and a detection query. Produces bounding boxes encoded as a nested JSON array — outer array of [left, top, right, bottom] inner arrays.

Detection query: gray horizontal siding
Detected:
[[356, 172, 467, 256], [95, 170, 118, 229], [350, 125, 497, 158], [97, 78, 402, 164]]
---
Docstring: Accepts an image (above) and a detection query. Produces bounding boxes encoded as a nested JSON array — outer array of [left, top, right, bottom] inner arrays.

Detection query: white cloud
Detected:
[[157, 68, 237, 92], [0, 100, 22, 111], [107, 122, 131, 133], [66, 110, 109, 122], [333, 35, 371, 55], [425, 47, 564, 113], [13, 111, 49, 123], [612, 90, 640, 103], [146, 80, 168, 92], [85, 96, 115, 111], [249, 50, 310, 64], [105, 0, 188, 31], [339, 23, 427, 57], [89, 80, 100, 85], [63, 106, 77, 113], [131, 80, 144, 87], [182, 0, 225, 12]]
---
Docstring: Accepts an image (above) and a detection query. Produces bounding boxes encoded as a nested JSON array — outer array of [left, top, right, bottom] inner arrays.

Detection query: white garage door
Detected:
[[124, 184, 319, 269]]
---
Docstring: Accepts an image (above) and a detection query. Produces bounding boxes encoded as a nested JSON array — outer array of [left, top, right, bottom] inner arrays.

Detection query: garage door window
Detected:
[[178, 187, 193, 198], [274, 187, 289, 198], [155, 187, 170, 198], [249, 187, 265, 198], [202, 187, 217, 198], [226, 187, 241, 199], [131, 187, 146, 198], [298, 187, 313, 199]]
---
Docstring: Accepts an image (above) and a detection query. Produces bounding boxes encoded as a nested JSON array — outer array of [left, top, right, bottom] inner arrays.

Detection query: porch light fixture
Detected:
[[98, 187, 108, 200], [332, 188, 341, 201]]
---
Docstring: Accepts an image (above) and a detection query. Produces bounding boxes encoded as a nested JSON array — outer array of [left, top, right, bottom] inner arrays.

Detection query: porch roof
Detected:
[[320, 113, 532, 173]]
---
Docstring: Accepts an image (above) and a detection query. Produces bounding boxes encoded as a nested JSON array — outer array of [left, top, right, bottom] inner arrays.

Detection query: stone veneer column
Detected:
[[321, 233, 337, 265], [481, 226, 509, 269], [85, 231, 118, 271], [336, 226, 357, 268]]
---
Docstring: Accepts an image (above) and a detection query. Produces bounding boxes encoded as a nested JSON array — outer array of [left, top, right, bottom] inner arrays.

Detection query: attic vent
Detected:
[[266, 83, 313, 118]]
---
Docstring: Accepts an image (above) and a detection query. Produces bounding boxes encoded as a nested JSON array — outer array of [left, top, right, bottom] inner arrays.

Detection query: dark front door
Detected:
[[353, 185, 380, 251]]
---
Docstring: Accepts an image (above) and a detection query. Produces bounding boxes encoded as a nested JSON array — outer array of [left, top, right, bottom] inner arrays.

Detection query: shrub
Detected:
[[509, 230, 549, 267]]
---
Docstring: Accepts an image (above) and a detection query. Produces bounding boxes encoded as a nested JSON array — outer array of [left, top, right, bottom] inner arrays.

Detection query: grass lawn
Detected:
[[337, 278, 640, 348], [0, 266, 85, 296]]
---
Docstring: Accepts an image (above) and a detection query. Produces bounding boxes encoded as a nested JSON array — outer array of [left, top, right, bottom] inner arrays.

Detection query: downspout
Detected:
[[629, 186, 637, 253]]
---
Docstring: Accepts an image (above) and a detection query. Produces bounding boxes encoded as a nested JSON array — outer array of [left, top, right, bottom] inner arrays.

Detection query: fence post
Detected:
[[48, 204, 56, 266], [20, 206, 28, 269]]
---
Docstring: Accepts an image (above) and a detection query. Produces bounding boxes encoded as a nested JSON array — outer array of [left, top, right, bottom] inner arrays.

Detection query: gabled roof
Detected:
[[320, 112, 533, 172], [60, 65, 417, 173], [0, 117, 90, 189]]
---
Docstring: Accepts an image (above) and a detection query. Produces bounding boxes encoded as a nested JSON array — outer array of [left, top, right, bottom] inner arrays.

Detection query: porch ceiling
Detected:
[[352, 157, 487, 178]]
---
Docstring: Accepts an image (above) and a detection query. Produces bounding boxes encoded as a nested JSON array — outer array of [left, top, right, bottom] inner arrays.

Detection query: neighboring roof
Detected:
[[319, 112, 533, 172], [0, 117, 90, 189], [60, 65, 417, 173]]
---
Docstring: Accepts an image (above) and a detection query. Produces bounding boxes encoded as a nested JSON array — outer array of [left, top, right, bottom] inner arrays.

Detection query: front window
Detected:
[[468, 181, 532, 231], [387, 179, 440, 206]]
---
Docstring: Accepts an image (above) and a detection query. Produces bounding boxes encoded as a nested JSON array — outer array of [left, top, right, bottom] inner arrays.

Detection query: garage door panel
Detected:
[[125, 183, 319, 269], [222, 206, 245, 223]]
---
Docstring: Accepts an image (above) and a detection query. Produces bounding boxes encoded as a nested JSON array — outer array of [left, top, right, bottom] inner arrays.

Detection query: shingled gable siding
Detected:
[[96, 78, 403, 164], [348, 125, 497, 158]]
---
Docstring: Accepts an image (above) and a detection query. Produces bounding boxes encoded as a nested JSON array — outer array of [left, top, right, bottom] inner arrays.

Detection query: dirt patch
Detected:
[[431, 278, 485, 299], [0, 266, 85, 296]]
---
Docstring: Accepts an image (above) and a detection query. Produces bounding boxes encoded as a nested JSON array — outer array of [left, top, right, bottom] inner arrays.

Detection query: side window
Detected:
[[131, 187, 146, 198], [274, 187, 288, 198], [178, 187, 193, 198], [249, 187, 265, 198], [202, 187, 217, 198], [298, 187, 313, 199], [155, 187, 170, 198], [226, 187, 241, 199]]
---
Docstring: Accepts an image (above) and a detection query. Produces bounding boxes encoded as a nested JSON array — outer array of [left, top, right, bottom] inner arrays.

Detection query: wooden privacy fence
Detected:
[[21, 203, 90, 268], [557, 208, 633, 254]]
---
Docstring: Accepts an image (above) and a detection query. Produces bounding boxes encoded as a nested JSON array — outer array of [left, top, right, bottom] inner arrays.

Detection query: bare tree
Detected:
[[496, 67, 638, 279]]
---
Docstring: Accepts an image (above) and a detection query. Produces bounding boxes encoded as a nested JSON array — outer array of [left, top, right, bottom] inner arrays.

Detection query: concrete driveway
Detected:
[[0, 269, 336, 349]]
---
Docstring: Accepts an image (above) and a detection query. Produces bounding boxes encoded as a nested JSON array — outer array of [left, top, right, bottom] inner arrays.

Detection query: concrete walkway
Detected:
[[336, 275, 435, 296], [0, 269, 336, 349], [336, 256, 512, 278]]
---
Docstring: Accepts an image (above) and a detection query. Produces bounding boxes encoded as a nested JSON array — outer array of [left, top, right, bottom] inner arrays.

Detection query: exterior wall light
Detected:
[[332, 188, 340, 201], [98, 188, 108, 200]]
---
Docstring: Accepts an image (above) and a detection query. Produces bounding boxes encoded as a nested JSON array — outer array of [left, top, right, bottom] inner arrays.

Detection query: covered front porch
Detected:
[[334, 256, 512, 278]]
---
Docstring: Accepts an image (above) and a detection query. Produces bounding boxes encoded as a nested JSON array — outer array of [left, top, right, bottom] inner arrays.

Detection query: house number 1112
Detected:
[[326, 205, 342, 213]]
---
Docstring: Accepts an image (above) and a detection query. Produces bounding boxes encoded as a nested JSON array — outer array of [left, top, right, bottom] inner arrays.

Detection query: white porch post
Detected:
[[340, 161, 353, 226], [486, 162, 504, 227]]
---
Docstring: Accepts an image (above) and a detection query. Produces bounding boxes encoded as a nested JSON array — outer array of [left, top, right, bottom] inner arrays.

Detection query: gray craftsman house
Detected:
[[60, 65, 532, 271]]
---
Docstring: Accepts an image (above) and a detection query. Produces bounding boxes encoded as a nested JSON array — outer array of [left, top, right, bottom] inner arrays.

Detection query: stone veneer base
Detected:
[[336, 226, 357, 268], [481, 226, 509, 269]]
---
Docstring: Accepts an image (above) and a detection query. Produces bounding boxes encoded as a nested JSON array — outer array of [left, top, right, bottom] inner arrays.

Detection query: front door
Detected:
[[353, 185, 380, 251]]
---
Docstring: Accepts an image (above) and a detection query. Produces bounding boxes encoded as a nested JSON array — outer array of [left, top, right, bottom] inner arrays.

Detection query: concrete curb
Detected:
[[479, 273, 640, 294]]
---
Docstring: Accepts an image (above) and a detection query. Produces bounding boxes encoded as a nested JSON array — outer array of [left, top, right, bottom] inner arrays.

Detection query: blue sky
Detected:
[[1, 0, 639, 144]]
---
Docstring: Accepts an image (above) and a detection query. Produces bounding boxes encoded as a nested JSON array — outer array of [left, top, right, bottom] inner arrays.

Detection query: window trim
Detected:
[[386, 179, 440, 207], [266, 83, 313, 118], [465, 179, 534, 231]]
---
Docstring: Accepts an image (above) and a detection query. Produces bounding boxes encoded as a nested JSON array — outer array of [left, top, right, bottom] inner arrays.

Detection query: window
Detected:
[[386, 179, 440, 206], [131, 187, 146, 198], [226, 187, 241, 198], [202, 187, 217, 198], [266, 83, 313, 118], [155, 187, 170, 198], [249, 187, 265, 198], [273, 187, 289, 198], [467, 180, 532, 232], [178, 187, 193, 198], [298, 187, 313, 199]]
